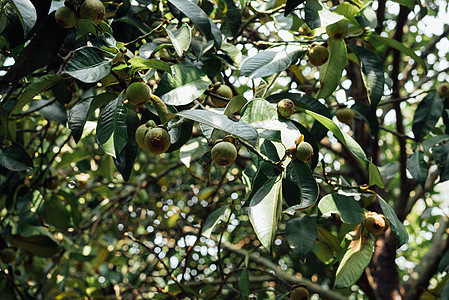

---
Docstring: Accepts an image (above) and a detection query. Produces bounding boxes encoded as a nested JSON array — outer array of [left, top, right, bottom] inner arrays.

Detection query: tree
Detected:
[[0, 0, 448, 299]]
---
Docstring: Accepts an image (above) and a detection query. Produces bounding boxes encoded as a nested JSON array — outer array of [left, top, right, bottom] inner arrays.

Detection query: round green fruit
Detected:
[[79, 0, 106, 25], [438, 83, 449, 99], [55, 6, 77, 28], [326, 20, 349, 40], [144, 127, 171, 154], [126, 82, 152, 106], [211, 85, 233, 107], [335, 108, 355, 124], [365, 214, 389, 234], [211, 141, 237, 166], [135, 124, 149, 150], [307, 45, 329, 67], [277, 99, 295, 118], [290, 286, 309, 300], [295, 142, 313, 162], [1, 248, 17, 264]]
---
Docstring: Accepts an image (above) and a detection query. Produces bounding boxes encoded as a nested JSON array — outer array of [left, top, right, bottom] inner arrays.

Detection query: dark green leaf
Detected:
[[433, 143, 449, 182], [368, 161, 385, 188], [167, 119, 194, 153], [335, 238, 374, 288], [139, 38, 172, 59], [9, 234, 59, 258], [240, 45, 305, 78], [412, 91, 444, 141], [96, 93, 128, 159], [248, 176, 283, 253], [191, 36, 214, 60], [378, 196, 409, 247], [45, 195, 71, 230], [283, 160, 319, 210], [316, 39, 347, 99], [68, 93, 116, 143], [0, 142, 33, 171], [305, 0, 344, 29], [167, 0, 222, 47], [391, 0, 415, 10], [201, 206, 230, 238], [318, 193, 365, 224], [351, 102, 379, 136], [177, 109, 259, 147], [406, 151, 428, 187], [114, 111, 139, 181], [28, 100, 67, 125], [155, 64, 210, 106], [65, 47, 113, 83], [284, 0, 306, 17], [422, 134, 449, 153], [10, 0, 37, 37], [285, 215, 317, 259], [348, 45, 384, 108], [221, 0, 241, 37], [0, 11, 66, 84], [438, 248, 449, 273], [128, 57, 172, 75], [239, 268, 250, 297]]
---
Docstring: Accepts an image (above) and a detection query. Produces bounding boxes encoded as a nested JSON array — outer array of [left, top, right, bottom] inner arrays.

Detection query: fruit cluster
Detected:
[[135, 122, 171, 155], [55, 0, 105, 28]]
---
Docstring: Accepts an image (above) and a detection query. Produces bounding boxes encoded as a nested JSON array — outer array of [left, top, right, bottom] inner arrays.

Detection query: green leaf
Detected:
[[10, 0, 37, 37], [65, 47, 113, 83], [139, 38, 172, 59], [167, 0, 222, 47], [368, 34, 426, 70], [355, 5, 377, 28], [96, 93, 128, 159], [220, 42, 243, 66], [9, 235, 59, 258], [155, 64, 210, 106], [433, 143, 449, 182], [201, 206, 230, 238], [283, 160, 319, 210], [335, 238, 374, 288], [128, 57, 172, 75], [406, 151, 428, 188], [68, 93, 116, 143], [412, 91, 444, 141], [11, 74, 62, 113], [438, 249, 449, 273], [423, 134, 449, 153], [240, 45, 305, 78], [240, 98, 278, 124], [285, 215, 317, 259], [114, 111, 139, 182], [318, 193, 366, 224], [305, 0, 344, 29], [304, 109, 367, 168], [165, 23, 192, 57], [391, 0, 415, 10], [248, 176, 283, 253], [221, 0, 241, 37], [368, 161, 385, 188], [179, 137, 209, 168], [177, 109, 259, 147], [0, 142, 33, 171], [351, 102, 379, 136], [378, 196, 409, 247], [239, 268, 250, 298], [333, 2, 360, 25], [348, 45, 384, 108], [316, 39, 347, 99], [45, 195, 71, 230], [284, 0, 306, 17], [224, 95, 248, 117]]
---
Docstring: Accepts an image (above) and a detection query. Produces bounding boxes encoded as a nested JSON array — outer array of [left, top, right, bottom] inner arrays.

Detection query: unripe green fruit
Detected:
[[135, 124, 149, 149], [326, 20, 349, 40], [1, 248, 17, 264], [55, 6, 77, 28], [126, 82, 152, 106], [211, 85, 233, 107], [307, 45, 329, 67], [335, 108, 355, 124], [290, 286, 309, 300], [295, 142, 313, 162], [365, 214, 389, 234], [211, 141, 237, 166], [144, 127, 171, 154], [277, 99, 295, 118], [79, 0, 106, 25], [438, 83, 449, 99]]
